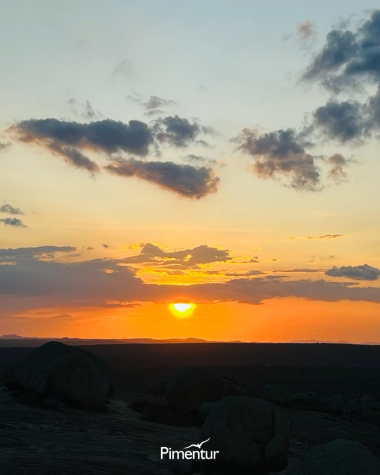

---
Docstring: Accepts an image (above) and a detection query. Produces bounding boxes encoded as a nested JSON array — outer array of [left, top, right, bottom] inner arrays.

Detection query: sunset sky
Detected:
[[1, 1, 380, 342]]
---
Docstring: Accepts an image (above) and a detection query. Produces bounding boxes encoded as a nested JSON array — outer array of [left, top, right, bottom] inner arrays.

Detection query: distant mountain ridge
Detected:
[[0, 335, 221, 346], [0, 335, 380, 347]]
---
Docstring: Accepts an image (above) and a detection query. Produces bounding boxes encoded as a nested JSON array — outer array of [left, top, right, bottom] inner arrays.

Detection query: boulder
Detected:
[[263, 384, 290, 407], [326, 426, 347, 441], [290, 439, 380, 475], [199, 396, 292, 473], [361, 396, 376, 410], [363, 410, 380, 427], [199, 402, 217, 421], [290, 392, 315, 408], [345, 398, 364, 417], [323, 394, 346, 415], [164, 367, 246, 412], [2, 341, 116, 411]]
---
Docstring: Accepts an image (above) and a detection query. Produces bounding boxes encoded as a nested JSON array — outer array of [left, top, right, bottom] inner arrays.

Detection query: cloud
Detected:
[[235, 128, 321, 191], [183, 154, 207, 163], [111, 59, 134, 79], [273, 268, 323, 273], [14, 312, 74, 322], [12, 118, 155, 157], [325, 154, 350, 182], [2, 251, 380, 315], [183, 154, 217, 166], [154, 115, 213, 148], [312, 100, 367, 143], [224, 270, 264, 277], [0, 246, 75, 258], [326, 264, 380, 281], [368, 87, 380, 128], [48, 142, 100, 173], [127, 93, 177, 115], [289, 234, 344, 241], [302, 10, 380, 91], [0, 218, 27, 228], [122, 243, 232, 269], [105, 158, 220, 199], [0, 203, 24, 215], [0, 141, 11, 151], [68, 98, 101, 120], [297, 20, 317, 42]]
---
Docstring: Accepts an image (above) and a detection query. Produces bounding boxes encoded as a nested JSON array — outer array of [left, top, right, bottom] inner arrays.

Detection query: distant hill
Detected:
[[0, 335, 379, 348], [0, 335, 219, 347], [0, 334, 38, 340]]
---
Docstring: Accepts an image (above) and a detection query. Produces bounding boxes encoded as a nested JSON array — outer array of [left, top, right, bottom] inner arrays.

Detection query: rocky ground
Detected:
[[1, 388, 380, 475]]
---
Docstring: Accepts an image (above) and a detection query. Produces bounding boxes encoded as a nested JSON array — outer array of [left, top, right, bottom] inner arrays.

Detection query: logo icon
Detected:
[[183, 437, 210, 450]]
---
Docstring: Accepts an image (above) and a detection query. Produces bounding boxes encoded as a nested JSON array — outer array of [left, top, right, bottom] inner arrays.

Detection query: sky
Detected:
[[0, 1, 380, 342]]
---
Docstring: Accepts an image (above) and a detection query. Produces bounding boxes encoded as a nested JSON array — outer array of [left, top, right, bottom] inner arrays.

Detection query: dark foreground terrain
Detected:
[[4, 342, 380, 398], [2, 342, 380, 474]]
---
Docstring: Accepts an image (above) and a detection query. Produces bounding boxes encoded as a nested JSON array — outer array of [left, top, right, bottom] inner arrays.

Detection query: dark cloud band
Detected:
[[105, 158, 220, 199]]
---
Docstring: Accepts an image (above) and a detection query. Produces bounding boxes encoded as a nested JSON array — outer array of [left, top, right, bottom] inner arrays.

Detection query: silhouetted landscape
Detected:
[[2, 340, 380, 473]]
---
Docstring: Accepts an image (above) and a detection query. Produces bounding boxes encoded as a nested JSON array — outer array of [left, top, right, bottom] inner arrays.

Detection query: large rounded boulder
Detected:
[[290, 440, 380, 475], [199, 396, 292, 473], [2, 341, 116, 411], [263, 384, 290, 407], [165, 366, 246, 412]]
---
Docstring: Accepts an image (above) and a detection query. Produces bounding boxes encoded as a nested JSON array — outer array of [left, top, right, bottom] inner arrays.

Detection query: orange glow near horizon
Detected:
[[6, 298, 380, 344]]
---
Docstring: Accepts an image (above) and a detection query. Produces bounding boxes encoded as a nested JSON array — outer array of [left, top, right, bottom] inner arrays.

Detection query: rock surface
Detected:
[[164, 366, 246, 412], [142, 377, 166, 401], [290, 439, 380, 475], [263, 384, 290, 407], [0, 341, 116, 411], [199, 402, 216, 421], [326, 426, 347, 440], [323, 394, 346, 415], [199, 396, 292, 473]]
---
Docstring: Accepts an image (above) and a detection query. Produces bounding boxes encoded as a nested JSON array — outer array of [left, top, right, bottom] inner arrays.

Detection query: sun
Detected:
[[169, 302, 196, 319]]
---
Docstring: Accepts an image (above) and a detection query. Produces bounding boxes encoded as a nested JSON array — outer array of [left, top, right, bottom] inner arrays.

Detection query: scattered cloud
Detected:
[[12, 118, 154, 157], [105, 158, 220, 199], [127, 93, 177, 115], [0, 141, 11, 151], [326, 264, 380, 281], [235, 128, 321, 191], [0, 203, 24, 215], [0, 218, 27, 228], [312, 100, 367, 143], [297, 20, 317, 42], [0, 246, 76, 261], [154, 115, 213, 148], [273, 268, 323, 273], [111, 59, 134, 79], [183, 154, 217, 166], [123, 243, 232, 269], [48, 142, 100, 173], [289, 234, 344, 241], [325, 154, 350, 182], [68, 98, 102, 120], [302, 10, 380, 91]]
